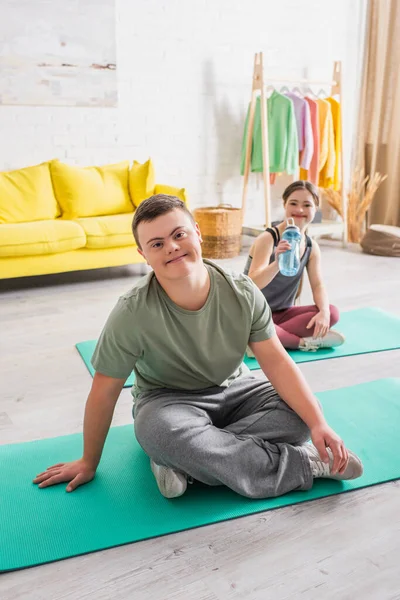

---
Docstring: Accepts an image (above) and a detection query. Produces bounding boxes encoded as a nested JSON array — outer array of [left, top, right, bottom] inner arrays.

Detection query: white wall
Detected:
[[0, 0, 366, 224]]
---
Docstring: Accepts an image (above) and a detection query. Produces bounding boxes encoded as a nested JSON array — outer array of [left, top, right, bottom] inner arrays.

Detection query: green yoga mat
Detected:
[[245, 307, 400, 370], [76, 308, 400, 387], [1, 378, 400, 572]]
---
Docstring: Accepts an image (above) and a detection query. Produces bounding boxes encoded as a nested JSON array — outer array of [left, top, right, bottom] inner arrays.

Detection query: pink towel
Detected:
[[300, 98, 319, 185]]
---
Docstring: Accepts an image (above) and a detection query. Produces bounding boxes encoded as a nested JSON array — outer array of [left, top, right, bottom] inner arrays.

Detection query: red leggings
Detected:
[[272, 304, 340, 349]]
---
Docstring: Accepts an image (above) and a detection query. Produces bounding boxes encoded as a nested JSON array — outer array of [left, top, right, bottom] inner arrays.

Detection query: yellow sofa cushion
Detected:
[[50, 160, 133, 219], [0, 220, 86, 257], [0, 161, 60, 224], [154, 184, 188, 205], [75, 213, 135, 249], [129, 159, 155, 207], [0, 246, 144, 280]]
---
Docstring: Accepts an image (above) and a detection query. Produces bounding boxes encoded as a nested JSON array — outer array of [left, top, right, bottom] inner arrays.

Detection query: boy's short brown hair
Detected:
[[132, 194, 194, 249]]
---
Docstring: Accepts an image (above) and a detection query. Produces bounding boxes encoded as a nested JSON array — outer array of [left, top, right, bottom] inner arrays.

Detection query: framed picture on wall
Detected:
[[0, 0, 117, 107]]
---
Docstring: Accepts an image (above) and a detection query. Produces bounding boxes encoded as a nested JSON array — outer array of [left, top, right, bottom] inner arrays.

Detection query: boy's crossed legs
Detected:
[[135, 375, 362, 498]]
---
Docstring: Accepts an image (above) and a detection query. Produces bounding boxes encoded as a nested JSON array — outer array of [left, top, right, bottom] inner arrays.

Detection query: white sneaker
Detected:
[[304, 444, 363, 480], [150, 459, 187, 498], [300, 330, 345, 352]]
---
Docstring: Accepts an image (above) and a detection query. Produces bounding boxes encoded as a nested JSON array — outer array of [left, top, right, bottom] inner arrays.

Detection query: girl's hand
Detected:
[[274, 240, 292, 258], [306, 311, 330, 338]]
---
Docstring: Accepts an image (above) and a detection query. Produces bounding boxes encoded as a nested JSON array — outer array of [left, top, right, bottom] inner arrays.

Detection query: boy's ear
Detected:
[[137, 247, 149, 265], [195, 222, 203, 243]]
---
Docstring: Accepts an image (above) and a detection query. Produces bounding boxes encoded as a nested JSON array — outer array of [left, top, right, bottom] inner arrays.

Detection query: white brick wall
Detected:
[[0, 0, 366, 223]]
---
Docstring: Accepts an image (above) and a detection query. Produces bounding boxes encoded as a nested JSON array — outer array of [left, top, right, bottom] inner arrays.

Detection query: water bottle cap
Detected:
[[286, 218, 300, 231]]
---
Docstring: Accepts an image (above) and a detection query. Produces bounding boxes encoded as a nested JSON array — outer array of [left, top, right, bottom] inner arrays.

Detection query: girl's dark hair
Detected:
[[282, 181, 320, 207], [132, 194, 194, 249]]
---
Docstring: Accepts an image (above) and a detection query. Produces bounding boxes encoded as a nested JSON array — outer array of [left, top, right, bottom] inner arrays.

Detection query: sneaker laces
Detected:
[[311, 459, 331, 477], [300, 338, 319, 352]]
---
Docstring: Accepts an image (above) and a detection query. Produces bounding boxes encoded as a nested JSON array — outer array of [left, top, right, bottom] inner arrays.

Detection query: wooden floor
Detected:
[[1, 240, 400, 599]]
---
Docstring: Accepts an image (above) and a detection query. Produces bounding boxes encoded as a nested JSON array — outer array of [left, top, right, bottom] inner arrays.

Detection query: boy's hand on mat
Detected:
[[275, 240, 292, 258], [306, 311, 330, 338], [33, 459, 96, 492], [310, 424, 349, 475]]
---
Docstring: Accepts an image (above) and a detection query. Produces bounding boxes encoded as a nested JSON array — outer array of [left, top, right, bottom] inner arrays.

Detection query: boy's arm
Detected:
[[82, 372, 125, 468], [33, 372, 125, 492], [248, 335, 348, 474]]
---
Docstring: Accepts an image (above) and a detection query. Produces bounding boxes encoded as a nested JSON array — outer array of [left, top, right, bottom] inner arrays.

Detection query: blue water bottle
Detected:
[[278, 218, 301, 276]]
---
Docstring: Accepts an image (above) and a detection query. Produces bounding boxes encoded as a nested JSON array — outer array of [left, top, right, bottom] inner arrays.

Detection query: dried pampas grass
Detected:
[[321, 169, 387, 243]]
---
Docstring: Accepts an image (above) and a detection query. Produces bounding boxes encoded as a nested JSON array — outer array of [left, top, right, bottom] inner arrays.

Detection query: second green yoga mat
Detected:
[[1, 378, 400, 572], [245, 306, 400, 370], [76, 307, 400, 387]]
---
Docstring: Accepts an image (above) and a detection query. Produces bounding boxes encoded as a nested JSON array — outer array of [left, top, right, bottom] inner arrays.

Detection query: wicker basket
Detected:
[[193, 205, 242, 259]]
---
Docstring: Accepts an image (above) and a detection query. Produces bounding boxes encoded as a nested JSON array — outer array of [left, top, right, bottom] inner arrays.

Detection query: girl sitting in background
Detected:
[[244, 180, 345, 352]]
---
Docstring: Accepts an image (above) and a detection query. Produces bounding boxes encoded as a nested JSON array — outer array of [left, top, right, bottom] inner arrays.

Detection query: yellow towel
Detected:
[[317, 99, 335, 189]]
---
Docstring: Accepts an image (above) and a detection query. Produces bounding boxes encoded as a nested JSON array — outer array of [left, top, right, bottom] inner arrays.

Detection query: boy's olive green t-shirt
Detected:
[[91, 260, 275, 398]]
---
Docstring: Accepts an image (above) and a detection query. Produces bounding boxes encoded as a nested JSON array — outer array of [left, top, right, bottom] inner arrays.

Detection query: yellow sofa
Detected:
[[0, 159, 187, 279]]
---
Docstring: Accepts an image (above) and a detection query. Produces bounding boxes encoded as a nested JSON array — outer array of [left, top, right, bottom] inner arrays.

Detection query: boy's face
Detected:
[[137, 208, 203, 281]]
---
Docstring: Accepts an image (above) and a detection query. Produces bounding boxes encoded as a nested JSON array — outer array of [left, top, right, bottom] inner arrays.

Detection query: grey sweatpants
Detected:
[[134, 375, 313, 499]]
